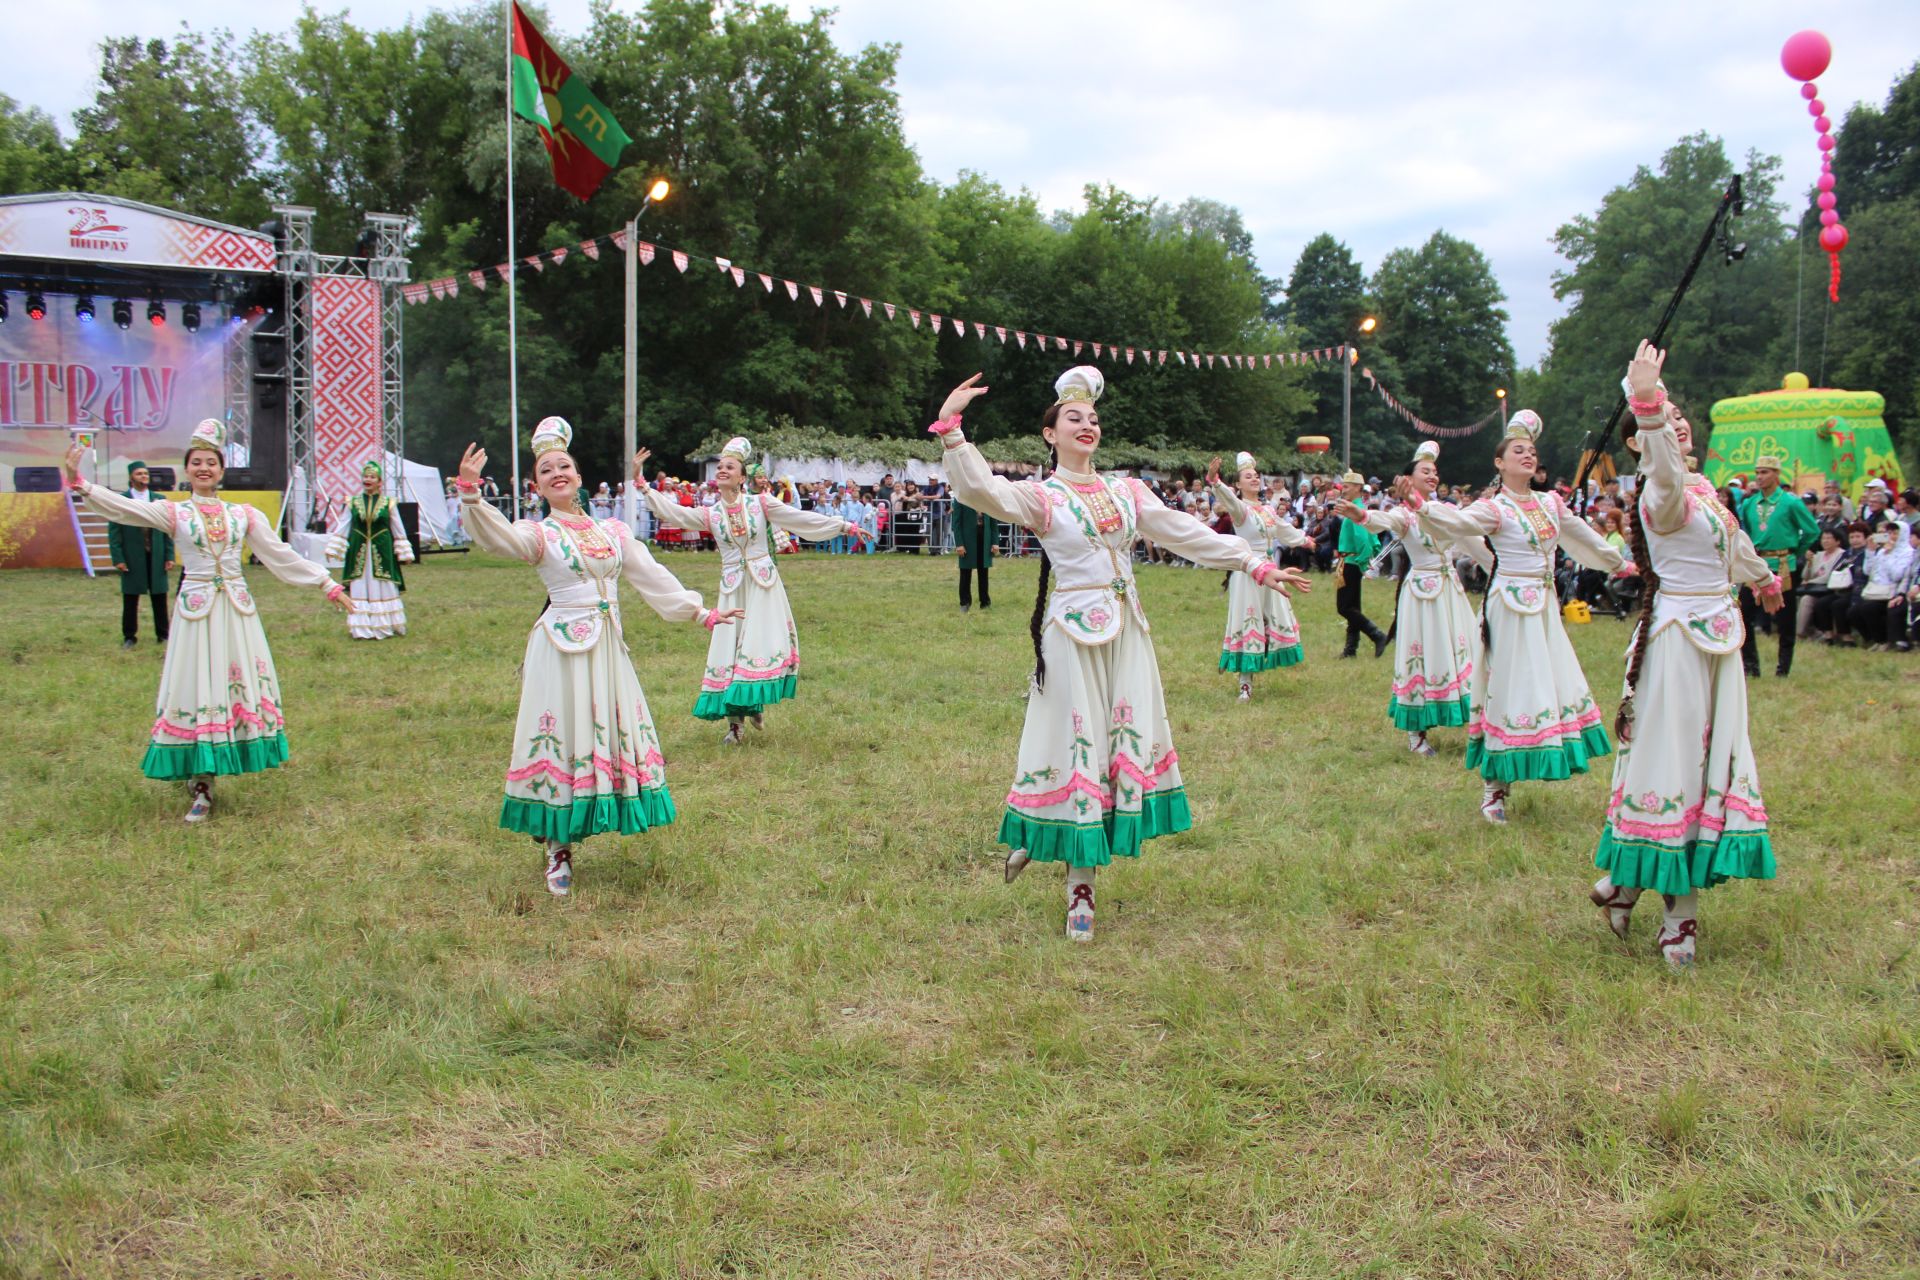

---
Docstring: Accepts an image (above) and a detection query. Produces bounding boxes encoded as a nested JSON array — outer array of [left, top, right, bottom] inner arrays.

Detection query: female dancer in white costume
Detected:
[[1590, 341, 1783, 969], [1332, 441, 1491, 755], [455, 419, 740, 896], [1207, 450, 1312, 701], [635, 436, 868, 745], [1407, 412, 1624, 822], [64, 421, 353, 822], [931, 368, 1311, 941]]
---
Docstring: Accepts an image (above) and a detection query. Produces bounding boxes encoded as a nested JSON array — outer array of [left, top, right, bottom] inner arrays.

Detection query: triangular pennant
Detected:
[[1092, 343, 1102, 358], [401, 283, 426, 304], [730, 267, 745, 287], [638, 243, 655, 266], [524, 255, 544, 273], [1175, 351, 1186, 365], [1262, 354, 1271, 368], [861, 298, 873, 317], [1015, 331, 1027, 349], [809, 285, 824, 307], [444, 278, 459, 297], [1126, 347, 1134, 364], [785, 280, 799, 301], [883, 302, 897, 320], [580, 239, 600, 261], [428, 279, 446, 299], [1072, 341, 1083, 357], [1206, 354, 1215, 369], [759, 273, 774, 292], [834, 290, 848, 308], [715, 256, 731, 273], [1055, 337, 1067, 351], [470, 270, 488, 291], [1158, 350, 1166, 365], [996, 326, 1008, 343], [930, 314, 943, 333], [910, 310, 922, 328], [672, 250, 689, 273], [611, 230, 629, 252], [974, 321, 987, 339], [549, 246, 568, 266]]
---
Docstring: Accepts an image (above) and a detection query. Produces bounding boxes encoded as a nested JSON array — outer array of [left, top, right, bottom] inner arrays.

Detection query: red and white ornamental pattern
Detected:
[[312, 277, 384, 501]]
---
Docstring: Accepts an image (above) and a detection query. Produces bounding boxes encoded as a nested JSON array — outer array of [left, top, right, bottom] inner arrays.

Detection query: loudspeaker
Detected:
[[223, 468, 271, 490], [397, 501, 421, 553], [12, 467, 62, 493], [145, 467, 176, 491]]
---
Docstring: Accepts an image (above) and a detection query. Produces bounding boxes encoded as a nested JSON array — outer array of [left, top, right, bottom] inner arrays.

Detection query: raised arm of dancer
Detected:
[[1207, 475, 1248, 524], [1271, 515, 1309, 549], [1360, 507, 1409, 540], [1132, 481, 1309, 588], [1409, 495, 1498, 544], [762, 494, 861, 544], [1554, 493, 1626, 572], [1634, 419, 1691, 535], [455, 444, 544, 562], [1455, 535, 1495, 573], [615, 529, 718, 623], [935, 429, 1051, 531], [242, 507, 348, 597], [69, 476, 175, 531], [637, 485, 711, 534]]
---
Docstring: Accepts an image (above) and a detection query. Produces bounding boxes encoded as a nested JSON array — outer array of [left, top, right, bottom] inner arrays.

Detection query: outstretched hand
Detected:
[[1627, 339, 1667, 402], [1206, 456, 1222, 487], [632, 447, 652, 482], [458, 443, 488, 486], [938, 373, 990, 421], [1260, 565, 1313, 597], [63, 442, 86, 481], [1331, 498, 1365, 523]]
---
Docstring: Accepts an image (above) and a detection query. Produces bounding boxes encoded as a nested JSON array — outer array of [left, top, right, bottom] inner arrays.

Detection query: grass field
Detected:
[[1, 548, 1916, 1279]]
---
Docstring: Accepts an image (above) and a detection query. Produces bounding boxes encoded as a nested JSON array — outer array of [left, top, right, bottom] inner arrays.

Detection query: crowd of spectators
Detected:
[[437, 462, 1920, 653]]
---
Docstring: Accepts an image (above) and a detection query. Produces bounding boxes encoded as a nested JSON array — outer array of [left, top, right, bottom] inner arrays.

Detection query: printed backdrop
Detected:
[[311, 277, 383, 504]]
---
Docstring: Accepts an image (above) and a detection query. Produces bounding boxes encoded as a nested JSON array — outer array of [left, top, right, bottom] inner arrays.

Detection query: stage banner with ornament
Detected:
[[0, 295, 238, 492], [0, 196, 276, 273], [310, 277, 384, 504]]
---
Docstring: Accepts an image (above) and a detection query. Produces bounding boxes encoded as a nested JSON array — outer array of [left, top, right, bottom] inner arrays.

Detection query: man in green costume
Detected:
[[952, 497, 998, 611], [1334, 470, 1388, 658], [106, 459, 173, 650], [1737, 453, 1819, 678]]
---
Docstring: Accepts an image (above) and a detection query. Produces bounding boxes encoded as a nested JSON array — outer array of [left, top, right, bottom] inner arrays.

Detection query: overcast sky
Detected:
[[16, 1, 1920, 365]]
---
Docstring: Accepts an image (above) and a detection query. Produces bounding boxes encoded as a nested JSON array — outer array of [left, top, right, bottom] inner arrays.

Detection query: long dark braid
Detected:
[[1616, 479, 1661, 743], [1029, 414, 1061, 690]]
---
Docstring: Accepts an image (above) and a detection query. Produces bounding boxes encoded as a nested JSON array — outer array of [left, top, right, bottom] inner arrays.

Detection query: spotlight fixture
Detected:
[[76, 296, 96, 323], [147, 299, 166, 327], [112, 299, 133, 329], [0, 293, 7, 325], [182, 301, 201, 332], [26, 291, 45, 320]]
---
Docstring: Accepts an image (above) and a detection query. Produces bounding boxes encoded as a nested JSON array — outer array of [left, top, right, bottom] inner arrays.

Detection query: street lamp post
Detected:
[[623, 177, 671, 528], [1341, 315, 1377, 471]]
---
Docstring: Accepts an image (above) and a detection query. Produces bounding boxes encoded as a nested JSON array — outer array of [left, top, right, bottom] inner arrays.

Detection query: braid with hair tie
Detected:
[[1615, 491, 1661, 742], [1028, 443, 1058, 691]]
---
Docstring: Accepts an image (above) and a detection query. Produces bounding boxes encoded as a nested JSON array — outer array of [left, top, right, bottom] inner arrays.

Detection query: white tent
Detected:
[[292, 452, 454, 545], [699, 454, 948, 487]]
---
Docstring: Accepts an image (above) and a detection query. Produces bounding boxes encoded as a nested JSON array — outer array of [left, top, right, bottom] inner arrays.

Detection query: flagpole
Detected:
[[504, 0, 522, 516]]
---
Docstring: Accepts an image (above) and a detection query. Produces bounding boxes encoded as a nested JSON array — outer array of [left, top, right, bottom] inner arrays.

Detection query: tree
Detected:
[[1532, 134, 1790, 476], [0, 96, 69, 195], [66, 29, 272, 228]]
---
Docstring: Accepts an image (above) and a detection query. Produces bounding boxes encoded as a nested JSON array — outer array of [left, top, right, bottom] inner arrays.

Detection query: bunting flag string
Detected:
[[397, 222, 1361, 372], [1359, 368, 1504, 438]]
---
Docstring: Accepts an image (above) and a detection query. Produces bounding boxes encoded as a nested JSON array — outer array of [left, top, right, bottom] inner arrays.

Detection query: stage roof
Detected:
[[0, 193, 276, 276]]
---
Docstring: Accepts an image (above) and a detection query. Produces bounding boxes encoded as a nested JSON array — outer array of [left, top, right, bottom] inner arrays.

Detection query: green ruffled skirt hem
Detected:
[[142, 733, 289, 780], [1219, 644, 1303, 673], [1390, 694, 1474, 732], [996, 786, 1192, 869], [1465, 724, 1612, 783], [500, 789, 677, 841], [693, 673, 798, 721], [1594, 828, 1776, 896]]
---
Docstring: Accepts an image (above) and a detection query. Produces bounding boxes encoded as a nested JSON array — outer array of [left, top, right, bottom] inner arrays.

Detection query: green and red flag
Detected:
[[509, 2, 631, 201]]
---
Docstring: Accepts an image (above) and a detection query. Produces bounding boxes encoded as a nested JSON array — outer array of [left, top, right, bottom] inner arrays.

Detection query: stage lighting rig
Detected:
[[0, 293, 7, 325], [113, 299, 133, 329], [147, 299, 166, 327], [182, 301, 201, 332], [26, 292, 45, 320], [75, 296, 96, 323]]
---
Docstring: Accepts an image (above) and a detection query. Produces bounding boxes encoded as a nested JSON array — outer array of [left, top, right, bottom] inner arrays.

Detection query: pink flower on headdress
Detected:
[[1112, 700, 1135, 727]]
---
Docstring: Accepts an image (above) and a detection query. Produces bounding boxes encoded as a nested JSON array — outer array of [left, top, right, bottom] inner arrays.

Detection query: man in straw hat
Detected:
[[1736, 454, 1819, 678], [106, 459, 174, 650]]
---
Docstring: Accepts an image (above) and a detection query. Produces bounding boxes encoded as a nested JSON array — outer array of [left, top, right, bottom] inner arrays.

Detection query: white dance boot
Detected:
[[1065, 866, 1095, 942], [543, 842, 573, 896], [183, 777, 213, 823], [1407, 731, 1437, 757], [1479, 782, 1508, 824], [1237, 678, 1252, 703], [1004, 849, 1030, 883], [1657, 893, 1698, 970], [1589, 874, 1641, 941]]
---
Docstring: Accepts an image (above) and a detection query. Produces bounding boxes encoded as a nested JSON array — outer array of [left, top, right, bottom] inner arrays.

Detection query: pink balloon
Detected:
[[1815, 116, 1831, 132], [1818, 133, 1836, 151], [1817, 172, 1836, 191], [1808, 99, 1825, 115], [1820, 209, 1839, 226], [1818, 192, 1837, 209], [1819, 223, 1848, 252], [1801, 82, 1819, 100], [1782, 30, 1833, 82]]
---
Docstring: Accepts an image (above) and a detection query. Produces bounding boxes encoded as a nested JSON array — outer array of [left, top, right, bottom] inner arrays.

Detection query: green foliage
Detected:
[[0, 95, 68, 194]]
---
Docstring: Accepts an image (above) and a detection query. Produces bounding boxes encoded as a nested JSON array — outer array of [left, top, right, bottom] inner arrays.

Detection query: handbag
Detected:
[[1861, 579, 1891, 601], [1827, 565, 1853, 591]]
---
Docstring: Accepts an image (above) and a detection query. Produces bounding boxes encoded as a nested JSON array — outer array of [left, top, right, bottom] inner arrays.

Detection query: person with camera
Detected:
[[1852, 520, 1917, 650]]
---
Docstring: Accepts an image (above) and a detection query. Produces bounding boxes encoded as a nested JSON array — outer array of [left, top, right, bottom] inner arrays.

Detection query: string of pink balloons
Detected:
[[1781, 29, 1845, 302]]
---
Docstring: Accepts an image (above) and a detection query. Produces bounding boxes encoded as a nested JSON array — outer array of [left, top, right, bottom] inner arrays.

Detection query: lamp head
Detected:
[[647, 178, 670, 203], [1358, 316, 1377, 334]]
